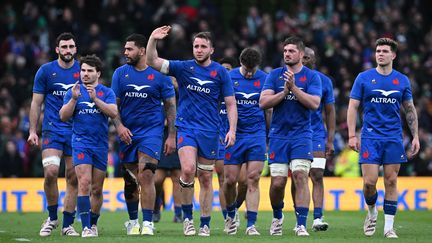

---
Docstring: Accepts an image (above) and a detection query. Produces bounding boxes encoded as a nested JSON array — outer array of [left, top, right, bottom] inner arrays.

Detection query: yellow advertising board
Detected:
[[0, 177, 431, 212]]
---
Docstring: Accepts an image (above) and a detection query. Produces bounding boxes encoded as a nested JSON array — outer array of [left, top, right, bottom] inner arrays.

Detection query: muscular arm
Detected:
[[347, 98, 360, 152], [224, 95, 237, 147], [163, 97, 177, 137], [146, 26, 171, 73], [29, 93, 44, 134], [264, 108, 273, 135], [324, 103, 336, 156], [290, 86, 321, 110], [259, 89, 288, 109], [27, 93, 45, 145], [112, 98, 124, 128], [59, 98, 77, 122], [163, 96, 177, 155], [94, 97, 118, 119], [403, 99, 420, 158]]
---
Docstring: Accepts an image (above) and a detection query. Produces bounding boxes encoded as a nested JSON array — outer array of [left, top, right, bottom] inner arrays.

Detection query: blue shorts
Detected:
[[42, 130, 72, 156], [313, 137, 326, 153], [268, 137, 313, 164], [177, 127, 218, 160], [120, 136, 163, 163], [73, 147, 107, 171], [216, 136, 225, 160], [224, 136, 266, 165], [359, 138, 407, 164]]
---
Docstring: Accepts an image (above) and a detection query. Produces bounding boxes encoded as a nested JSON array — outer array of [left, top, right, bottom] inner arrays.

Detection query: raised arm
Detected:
[[224, 95, 237, 148], [27, 93, 45, 146], [347, 98, 360, 152], [403, 99, 420, 158], [146, 26, 171, 73]]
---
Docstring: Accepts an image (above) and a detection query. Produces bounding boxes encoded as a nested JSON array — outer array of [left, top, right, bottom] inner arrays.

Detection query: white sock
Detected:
[[384, 214, 394, 232], [368, 204, 377, 217]]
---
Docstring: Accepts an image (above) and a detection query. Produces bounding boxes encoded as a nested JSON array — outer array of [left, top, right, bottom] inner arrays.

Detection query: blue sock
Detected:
[[155, 197, 163, 212], [227, 202, 236, 219], [174, 206, 182, 217], [296, 207, 309, 227], [126, 200, 139, 220], [200, 216, 211, 228], [90, 212, 100, 226], [47, 204, 58, 221], [246, 211, 257, 227], [272, 202, 284, 219], [77, 196, 91, 229], [383, 200, 397, 215], [365, 192, 378, 206], [62, 211, 75, 228], [314, 207, 323, 219], [235, 200, 243, 210], [222, 209, 227, 219], [182, 204, 193, 220], [142, 208, 153, 222]]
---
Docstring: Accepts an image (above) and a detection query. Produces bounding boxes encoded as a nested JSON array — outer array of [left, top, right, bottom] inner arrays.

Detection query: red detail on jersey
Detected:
[[43, 138, 49, 145], [97, 90, 104, 97], [392, 79, 399, 85], [269, 151, 275, 160], [362, 150, 369, 159], [177, 136, 184, 145], [73, 72, 80, 79], [210, 70, 217, 78], [299, 75, 307, 82], [225, 152, 231, 160], [77, 153, 85, 160], [253, 80, 261, 87], [147, 74, 155, 80]]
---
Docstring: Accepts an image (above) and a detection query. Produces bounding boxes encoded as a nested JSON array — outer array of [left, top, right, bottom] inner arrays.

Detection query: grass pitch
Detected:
[[0, 210, 431, 242]]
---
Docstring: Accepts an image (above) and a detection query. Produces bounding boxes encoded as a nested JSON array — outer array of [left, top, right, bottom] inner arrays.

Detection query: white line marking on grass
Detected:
[[14, 238, 31, 242]]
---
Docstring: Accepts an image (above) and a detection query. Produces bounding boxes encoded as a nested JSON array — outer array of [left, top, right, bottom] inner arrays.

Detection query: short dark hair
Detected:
[[219, 56, 237, 68], [193, 32, 213, 47], [56, 32, 76, 47], [126, 33, 147, 48], [282, 36, 305, 52], [239, 48, 262, 69], [376, 38, 398, 52], [80, 54, 103, 72]]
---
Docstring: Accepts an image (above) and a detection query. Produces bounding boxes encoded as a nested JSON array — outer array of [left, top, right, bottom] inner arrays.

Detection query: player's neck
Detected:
[[84, 80, 98, 88], [239, 66, 256, 78], [195, 58, 212, 67], [134, 60, 148, 71], [286, 63, 303, 74], [376, 64, 393, 76], [58, 58, 75, 69]]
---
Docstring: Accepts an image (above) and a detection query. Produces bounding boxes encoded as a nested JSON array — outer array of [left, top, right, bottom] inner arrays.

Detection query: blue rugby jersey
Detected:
[[350, 68, 413, 139], [33, 60, 80, 132], [168, 60, 234, 132], [111, 65, 175, 137], [263, 65, 322, 140]]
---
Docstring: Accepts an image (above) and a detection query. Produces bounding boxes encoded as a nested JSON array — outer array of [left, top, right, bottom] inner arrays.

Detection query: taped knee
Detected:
[[42, 156, 61, 167], [143, 162, 157, 174], [122, 167, 138, 200], [179, 177, 194, 188], [197, 162, 214, 172]]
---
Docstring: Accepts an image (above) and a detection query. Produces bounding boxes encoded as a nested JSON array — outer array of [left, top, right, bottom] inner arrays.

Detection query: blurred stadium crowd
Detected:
[[1, 0, 432, 177]]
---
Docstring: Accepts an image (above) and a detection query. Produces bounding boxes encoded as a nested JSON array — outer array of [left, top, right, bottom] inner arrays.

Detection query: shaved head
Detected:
[[302, 47, 316, 68]]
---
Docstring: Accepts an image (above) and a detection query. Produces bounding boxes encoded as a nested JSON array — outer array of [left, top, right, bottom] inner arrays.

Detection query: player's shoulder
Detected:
[[228, 67, 241, 77], [38, 60, 57, 72], [255, 69, 268, 78], [113, 64, 130, 75], [392, 69, 410, 82], [315, 70, 332, 85], [268, 66, 284, 76]]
